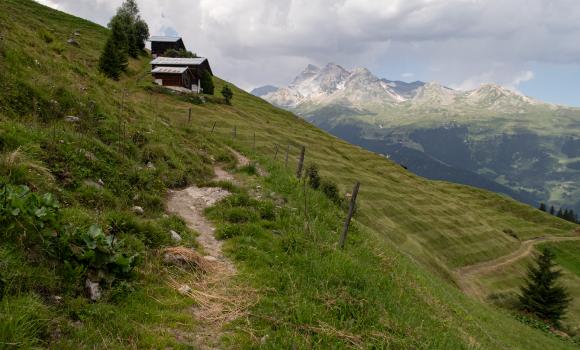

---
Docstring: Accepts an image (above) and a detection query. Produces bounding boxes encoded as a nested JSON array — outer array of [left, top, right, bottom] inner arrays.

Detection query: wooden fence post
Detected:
[[233, 125, 237, 138], [285, 144, 290, 168], [296, 146, 305, 179], [253, 132, 256, 151], [188, 108, 192, 123], [274, 144, 279, 160], [211, 121, 216, 134], [339, 181, 360, 249]]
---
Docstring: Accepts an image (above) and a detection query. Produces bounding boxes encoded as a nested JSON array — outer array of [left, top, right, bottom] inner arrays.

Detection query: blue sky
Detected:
[[37, 0, 580, 107], [519, 64, 580, 106]]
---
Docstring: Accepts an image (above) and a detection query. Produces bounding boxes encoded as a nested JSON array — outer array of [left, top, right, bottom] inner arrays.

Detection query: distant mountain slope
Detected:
[[260, 63, 580, 212], [250, 85, 278, 97]]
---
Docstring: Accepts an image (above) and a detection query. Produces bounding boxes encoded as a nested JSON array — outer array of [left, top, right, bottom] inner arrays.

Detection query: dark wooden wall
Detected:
[[151, 39, 186, 55], [152, 73, 186, 87]]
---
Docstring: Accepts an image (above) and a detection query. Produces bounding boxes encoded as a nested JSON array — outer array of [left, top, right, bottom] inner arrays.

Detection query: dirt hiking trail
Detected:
[[165, 150, 257, 349], [455, 233, 580, 300]]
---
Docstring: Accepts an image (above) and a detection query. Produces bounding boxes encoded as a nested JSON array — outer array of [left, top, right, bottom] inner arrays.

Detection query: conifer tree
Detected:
[[539, 203, 547, 212], [200, 70, 215, 95], [519, 248, 571, 324], [549, 206, 555, 215], [221, 84, 233, 104], [98, 36, 122, 80]]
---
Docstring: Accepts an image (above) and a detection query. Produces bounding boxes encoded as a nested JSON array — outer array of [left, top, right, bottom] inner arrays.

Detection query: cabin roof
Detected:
[[148, 36, 182, 43], [151, 66, 189, 74], [150, 57, 207, 66]]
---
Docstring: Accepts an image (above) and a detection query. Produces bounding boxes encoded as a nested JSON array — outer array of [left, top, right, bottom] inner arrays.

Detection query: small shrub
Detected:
[[221, 84, 233, 104], [0, 184, 60, 244], [59, 225, 138, 282], [131, 131, 148, 147], [305, 164, 321, 189], [39, 30, 54, 44], [109, 280, 135, 303], [238, 163, 258, 176], [320, 179, 341, 204], [258, 201, 276, 221], [224, 193, 254, 208]]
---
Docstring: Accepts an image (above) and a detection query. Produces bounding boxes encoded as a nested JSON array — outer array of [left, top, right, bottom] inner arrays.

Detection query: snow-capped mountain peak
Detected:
[[258, 63, 544, 112]]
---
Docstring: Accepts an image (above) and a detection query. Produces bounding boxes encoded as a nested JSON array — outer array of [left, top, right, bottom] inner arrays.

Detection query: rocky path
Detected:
[[454, 233, 580, 299]]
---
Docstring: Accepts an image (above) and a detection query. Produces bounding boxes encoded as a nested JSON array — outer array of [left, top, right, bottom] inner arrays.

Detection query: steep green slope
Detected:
[[0, 1, 578, 348]]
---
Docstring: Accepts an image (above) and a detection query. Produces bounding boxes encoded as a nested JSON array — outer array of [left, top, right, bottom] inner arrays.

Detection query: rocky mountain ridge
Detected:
[[253, 63, 545, 112]]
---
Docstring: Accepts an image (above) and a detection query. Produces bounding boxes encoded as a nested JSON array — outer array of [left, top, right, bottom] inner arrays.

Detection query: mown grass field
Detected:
[[0, 0, 579, 348]]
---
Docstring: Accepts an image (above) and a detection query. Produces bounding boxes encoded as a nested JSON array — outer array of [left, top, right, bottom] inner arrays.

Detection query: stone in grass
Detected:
[[85, 279, 101, 301], [132, 206, 144, 215], [178, 285, 191, 295], [64, 115, 80, 122], [67, 38, 80, 47], [170, 230, 182, 242]]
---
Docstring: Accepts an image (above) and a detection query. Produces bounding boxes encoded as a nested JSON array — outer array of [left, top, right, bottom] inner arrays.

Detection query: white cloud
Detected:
[[401, 72, 415, 78], [34, 0, 580, 91]]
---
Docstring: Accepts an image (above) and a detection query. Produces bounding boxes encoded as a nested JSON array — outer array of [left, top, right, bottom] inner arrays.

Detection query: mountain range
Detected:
[[253, 63, 580, 212]]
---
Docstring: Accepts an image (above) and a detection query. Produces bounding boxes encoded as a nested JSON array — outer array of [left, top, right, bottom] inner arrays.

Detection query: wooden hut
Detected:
[[151, 66, 196, 90], [150, 57, 213, 76], [149, 36, 186, 56]]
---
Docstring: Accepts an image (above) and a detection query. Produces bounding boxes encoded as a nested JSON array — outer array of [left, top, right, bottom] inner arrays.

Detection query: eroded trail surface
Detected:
[[455, 234, 580, 299], [166, 164, 245, 349], [167, 186, 232, 267]]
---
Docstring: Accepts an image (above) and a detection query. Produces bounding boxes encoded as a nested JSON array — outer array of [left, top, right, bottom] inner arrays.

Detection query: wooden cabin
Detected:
[[149, 36, 186, 56], [150, 57, 213, 76], [151, 66, 196, 90]]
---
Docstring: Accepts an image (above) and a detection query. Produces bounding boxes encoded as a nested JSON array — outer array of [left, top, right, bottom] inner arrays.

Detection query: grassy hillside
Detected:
[[0, 0, 579, 348]]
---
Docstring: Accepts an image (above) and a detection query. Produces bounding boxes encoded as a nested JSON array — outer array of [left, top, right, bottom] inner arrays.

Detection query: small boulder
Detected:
[[132, 206, 144, 215], [83, 179, 103, 190], [64, 115, 80, 123], [67, 38, 80, 47], [170, 230, 182, 243], [178, 285, 191, 295], [85, 279, 101, 301]]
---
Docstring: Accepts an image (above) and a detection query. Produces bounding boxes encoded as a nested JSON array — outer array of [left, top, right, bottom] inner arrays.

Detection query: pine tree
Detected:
[[221, 84, 233, 104], [549, 206, 555, 215], [98, 36, 122, 80], [200, 70, 215, 95], [519, 248, 571, 324], [556, 208, 563, 218], [539, 203, 547, 212]]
